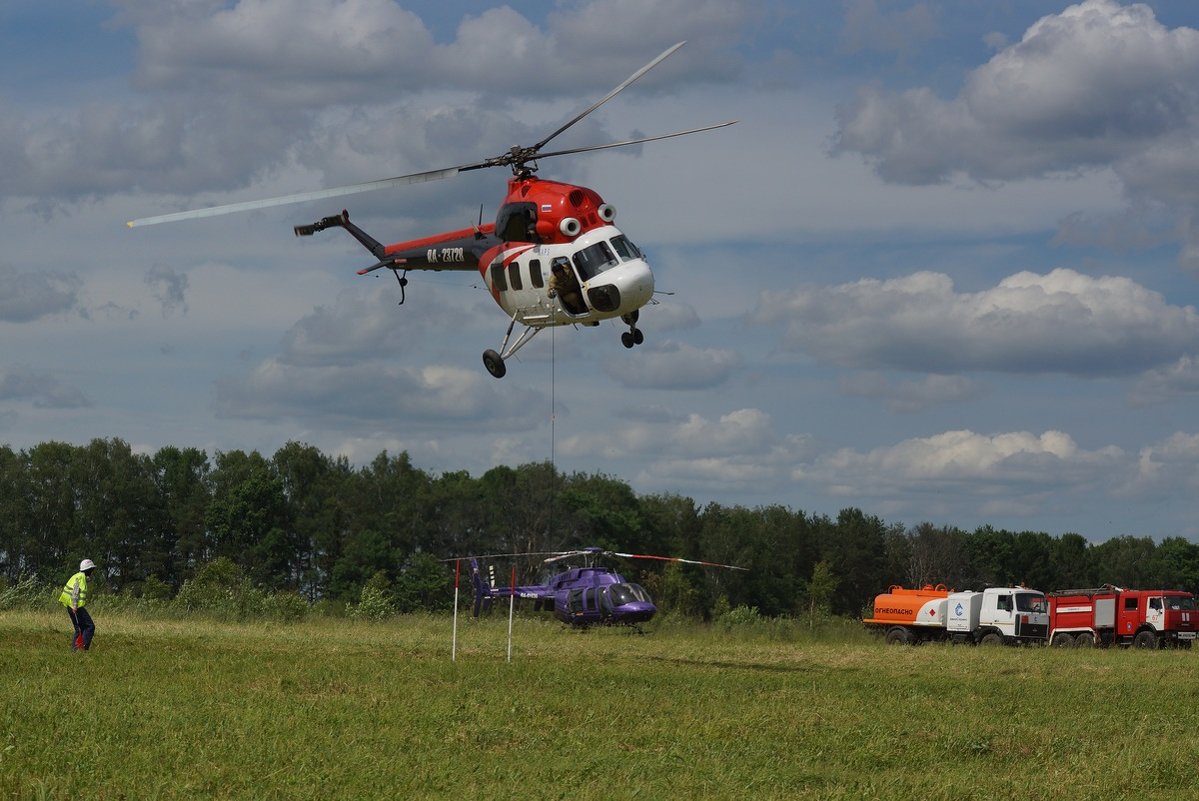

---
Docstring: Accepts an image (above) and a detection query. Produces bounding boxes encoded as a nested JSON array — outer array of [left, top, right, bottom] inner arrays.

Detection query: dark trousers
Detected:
[[67, 607, 95, 650]]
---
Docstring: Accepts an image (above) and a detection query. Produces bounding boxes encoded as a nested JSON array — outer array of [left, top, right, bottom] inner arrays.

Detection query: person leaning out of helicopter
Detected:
[[548, 257, 584, 314], [59, 558, 97, 651]]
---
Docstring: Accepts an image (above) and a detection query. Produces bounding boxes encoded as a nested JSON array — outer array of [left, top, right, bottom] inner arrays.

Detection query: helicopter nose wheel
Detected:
[[620, 311, 644, 349], [483, 349, 507, 378]]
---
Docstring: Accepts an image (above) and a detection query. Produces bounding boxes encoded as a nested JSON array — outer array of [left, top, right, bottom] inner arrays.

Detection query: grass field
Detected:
[[3, 608, 1198, 800]]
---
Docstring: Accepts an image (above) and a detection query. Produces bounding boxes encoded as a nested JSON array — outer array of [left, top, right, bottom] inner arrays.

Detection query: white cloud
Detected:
[[754, 268, 1199, 375], [1121, 431, 1199, 498], [797, 429, 1126, 512], [1129, 354, 1199, 404], [833, 0, 1199, 263]]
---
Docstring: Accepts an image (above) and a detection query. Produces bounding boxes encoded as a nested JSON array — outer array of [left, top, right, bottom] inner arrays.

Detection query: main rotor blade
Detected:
[[126, 165, 468, 228], [532, 41, 686, 153], [535, 121, 737, 162], [609, 552, 749, 571]]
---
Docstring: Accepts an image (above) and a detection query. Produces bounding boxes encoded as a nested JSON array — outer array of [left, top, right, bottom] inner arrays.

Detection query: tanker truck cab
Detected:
[[947, 588, 1048, 645]]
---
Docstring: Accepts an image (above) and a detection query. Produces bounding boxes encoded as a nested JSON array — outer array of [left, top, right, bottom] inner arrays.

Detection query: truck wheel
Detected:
[[885, 627, 913, 645], [1051, 633, 1075, 648], [1132, 631, 1159, 649], [1073, 632, 1095, 648], [979, 632, 1003, 647]]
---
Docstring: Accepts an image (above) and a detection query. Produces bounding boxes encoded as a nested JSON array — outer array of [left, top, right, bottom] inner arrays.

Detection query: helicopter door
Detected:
[[568, 589, 584, 616], [600, 587, 614, 618]]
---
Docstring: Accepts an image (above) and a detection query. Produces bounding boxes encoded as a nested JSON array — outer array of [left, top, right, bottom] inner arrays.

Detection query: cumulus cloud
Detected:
[[0, 264, 80, 322], [1120, 431, 1199, 498], [215, 358, 540, 432], [0, 366, 92, 409], [794, 428, 1126, 522], [753, 268, 1199, 376], [833, 0, 1199, 264], [1129, 354, 1199, 404], [2, 0, 749, 207], [605, 340, 739, 389]]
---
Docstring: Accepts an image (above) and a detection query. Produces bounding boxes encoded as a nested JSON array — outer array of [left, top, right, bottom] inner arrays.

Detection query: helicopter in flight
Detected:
[[465, 546, 747, 627], [127, 42, 735, 378]]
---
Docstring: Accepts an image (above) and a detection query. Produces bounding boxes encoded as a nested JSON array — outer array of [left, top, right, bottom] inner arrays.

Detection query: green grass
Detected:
[[3, 608, 1198, 800]]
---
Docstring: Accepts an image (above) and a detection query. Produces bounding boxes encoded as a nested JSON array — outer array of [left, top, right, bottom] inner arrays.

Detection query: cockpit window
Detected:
[[572, 241, 619, 280], [610, 235, 643, 261], [607, 583, 651, 605]]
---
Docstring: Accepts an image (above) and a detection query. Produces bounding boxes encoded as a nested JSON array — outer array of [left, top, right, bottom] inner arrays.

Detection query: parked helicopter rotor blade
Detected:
[[609, 552, 749, 571], [441, 551, 568, 562], [126, 165, 467, 228], [541, 550, 594, 564], [531, 41, 686, 153], [534, 121, 737, 162]]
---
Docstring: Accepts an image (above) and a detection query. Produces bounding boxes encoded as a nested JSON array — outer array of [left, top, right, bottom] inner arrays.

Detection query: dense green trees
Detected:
[[2, 437, 1197, 618]]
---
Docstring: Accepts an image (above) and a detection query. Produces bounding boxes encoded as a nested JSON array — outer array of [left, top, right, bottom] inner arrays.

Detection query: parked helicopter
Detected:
[[464, 547, 747, 627], [127, 42, 735, 378]]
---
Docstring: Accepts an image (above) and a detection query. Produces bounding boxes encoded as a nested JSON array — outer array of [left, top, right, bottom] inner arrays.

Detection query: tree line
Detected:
[[3, 438, 1198, 618]]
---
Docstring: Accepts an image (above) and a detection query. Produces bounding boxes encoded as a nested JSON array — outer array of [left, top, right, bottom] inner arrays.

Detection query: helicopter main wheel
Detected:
[[633, 328, 644, 345], [482, 349, 507, 379], [621, 332, 635, 349]]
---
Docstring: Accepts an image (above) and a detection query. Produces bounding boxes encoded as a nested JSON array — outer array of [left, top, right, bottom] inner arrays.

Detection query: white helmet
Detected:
[[80, 559, 96, 572]]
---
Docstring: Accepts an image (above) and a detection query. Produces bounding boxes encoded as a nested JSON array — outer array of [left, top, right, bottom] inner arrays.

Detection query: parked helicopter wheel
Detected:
[[633, 328, 644, 345], [482, 349, 507, 378], [621, 332, 635, 349]]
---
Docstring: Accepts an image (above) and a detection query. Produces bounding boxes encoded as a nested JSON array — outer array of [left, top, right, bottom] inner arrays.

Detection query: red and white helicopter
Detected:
[[128, 42, 734, 378]]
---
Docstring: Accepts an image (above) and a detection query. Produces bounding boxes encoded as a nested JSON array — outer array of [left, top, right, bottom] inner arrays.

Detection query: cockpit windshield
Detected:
[[572, 241, 619, 280], [607, 583, 651, 606], [610, 235, 643, 261], [1016, 593, 1047, 613]]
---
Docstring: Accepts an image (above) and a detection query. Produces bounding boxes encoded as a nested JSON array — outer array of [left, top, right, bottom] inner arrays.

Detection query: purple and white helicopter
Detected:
[[466, 547, 747, 627]]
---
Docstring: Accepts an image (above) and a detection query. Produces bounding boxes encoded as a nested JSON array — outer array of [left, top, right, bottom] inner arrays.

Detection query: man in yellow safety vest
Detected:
[[59, 559, 97, 651]]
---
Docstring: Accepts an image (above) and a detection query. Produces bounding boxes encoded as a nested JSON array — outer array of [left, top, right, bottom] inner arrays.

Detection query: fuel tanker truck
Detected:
[[864, 584, 1049, 645]]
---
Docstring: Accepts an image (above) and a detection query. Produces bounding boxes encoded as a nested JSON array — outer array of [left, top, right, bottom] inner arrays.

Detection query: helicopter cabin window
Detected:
[[528, 258, 544, 288], [495, 202, 539, 243], [572, 241, 619, 280], [490, 263, 507, 292], [610, 235, 643, 261], [508, 262, 523, 291]]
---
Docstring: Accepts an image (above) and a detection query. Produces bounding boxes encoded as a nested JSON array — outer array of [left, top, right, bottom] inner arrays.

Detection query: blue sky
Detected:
[[4, 0, 1199, 541]]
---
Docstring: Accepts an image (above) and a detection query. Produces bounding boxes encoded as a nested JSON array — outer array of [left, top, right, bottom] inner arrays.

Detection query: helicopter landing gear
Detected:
[[483, 349, 506, 378], [620, 311, 644, 349], [483, 313, 543, 378]]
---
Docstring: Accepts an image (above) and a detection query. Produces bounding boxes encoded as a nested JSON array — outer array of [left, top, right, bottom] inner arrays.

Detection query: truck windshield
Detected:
[[1016, 593, 1047, 613], [1166, 596, 1197, 610]]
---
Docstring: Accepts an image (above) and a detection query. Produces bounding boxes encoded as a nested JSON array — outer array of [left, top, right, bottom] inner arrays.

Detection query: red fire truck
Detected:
[[1047, 586, 1198, 648]]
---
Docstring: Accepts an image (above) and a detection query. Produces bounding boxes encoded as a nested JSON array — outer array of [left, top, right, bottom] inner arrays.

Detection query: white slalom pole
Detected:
[[507, 565, 516, 663], [452, 559, 460, 662]]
